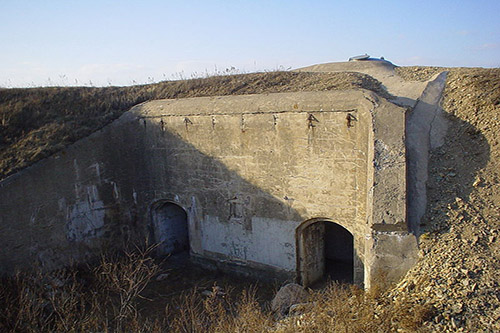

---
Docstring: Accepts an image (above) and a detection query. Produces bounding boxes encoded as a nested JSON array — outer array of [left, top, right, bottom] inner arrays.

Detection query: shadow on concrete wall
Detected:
[[113, 114, 364, 283], [0, 92, 381, 287], [137, 117, 336, 280], [1, 109, 364, 285], [295, 219, 362, 287], [149, 201, 189, 256]]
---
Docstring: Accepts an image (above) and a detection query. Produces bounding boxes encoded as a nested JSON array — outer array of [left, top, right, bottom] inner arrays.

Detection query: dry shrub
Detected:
[[0, 269, 103, 332], [170, 284, 274, 333], [169, 280, 432, 333], [274, 281, 433, 333], [96, 247, 159, 328], [229, 287, 274, 332], [0, 255, 432, 332], [169, 288, 205, 332], [0, 247, 161, 332]]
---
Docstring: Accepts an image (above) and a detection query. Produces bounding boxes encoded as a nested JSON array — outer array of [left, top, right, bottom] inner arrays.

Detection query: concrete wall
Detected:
[[0, 111, 148, 272], [0, 90, 416, 287]]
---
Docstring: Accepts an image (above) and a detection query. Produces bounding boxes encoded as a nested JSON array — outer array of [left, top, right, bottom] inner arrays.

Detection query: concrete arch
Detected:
[[296, 218, 361, 287], [149, 200, 189, 256], [296, 217, 354, 235], [148, 199, 189, 218]]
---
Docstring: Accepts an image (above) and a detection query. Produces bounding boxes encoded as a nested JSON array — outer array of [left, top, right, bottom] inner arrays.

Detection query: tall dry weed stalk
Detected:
[[272, 281, 433, 333], [0, 269, 103, 332], [0, 251, 432, 332], [168, 279, 432, 333], [0, 246, 160, 332], [170, 284, 273, 333], [96, 246, 159, 328]]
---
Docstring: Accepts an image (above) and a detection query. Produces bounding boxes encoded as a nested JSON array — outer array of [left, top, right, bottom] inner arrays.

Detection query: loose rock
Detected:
[[271, 283, 309, 317]]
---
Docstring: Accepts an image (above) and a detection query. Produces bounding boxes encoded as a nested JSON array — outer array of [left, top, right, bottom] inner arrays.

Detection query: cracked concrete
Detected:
[[296, 60, 450, 285], [296, 60, 450, 237], [406, 72, 449, 234]]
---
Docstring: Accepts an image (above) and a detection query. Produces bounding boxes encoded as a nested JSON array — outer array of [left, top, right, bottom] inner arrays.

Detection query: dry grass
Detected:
[[4, 67, 489, 331], [166, 277, 433, 332], [0, 71, 388, 180], [0, 247, 163, 332], [273, 283, 433, 333], [0, 249, 433, 332]]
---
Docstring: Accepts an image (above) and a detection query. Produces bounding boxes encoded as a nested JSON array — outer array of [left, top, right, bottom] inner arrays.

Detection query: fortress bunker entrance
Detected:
[[297, 220, 354, 287], [150, 202, 189, 256]]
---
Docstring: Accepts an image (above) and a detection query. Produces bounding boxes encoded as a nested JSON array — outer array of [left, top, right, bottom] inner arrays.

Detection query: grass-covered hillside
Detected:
[[0, 71, 387, 180]]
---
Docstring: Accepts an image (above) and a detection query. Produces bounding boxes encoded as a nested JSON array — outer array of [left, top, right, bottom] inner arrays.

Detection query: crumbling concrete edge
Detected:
[[362, 90, 419, 289], [407, 72, 449, 236]]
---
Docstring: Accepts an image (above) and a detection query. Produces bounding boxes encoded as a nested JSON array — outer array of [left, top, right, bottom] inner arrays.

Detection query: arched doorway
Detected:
[[296, 219, 354, 287], [150, 202, 189, 256]]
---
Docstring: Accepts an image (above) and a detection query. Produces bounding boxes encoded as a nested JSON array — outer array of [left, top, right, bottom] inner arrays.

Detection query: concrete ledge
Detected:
[[190, 253, 294, 282]]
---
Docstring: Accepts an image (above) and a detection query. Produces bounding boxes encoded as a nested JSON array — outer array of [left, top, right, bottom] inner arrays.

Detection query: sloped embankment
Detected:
[[0, 71, 387, 180], [391, 67, 500, 331]]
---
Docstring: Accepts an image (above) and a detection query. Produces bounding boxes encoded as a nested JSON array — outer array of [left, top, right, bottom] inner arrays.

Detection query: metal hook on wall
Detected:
[[307, 113, 319, 128], [184, 117, 193, 130], [346, 113, 357, 128]]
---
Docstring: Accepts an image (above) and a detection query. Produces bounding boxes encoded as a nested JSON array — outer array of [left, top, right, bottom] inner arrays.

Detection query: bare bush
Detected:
[[96, 246, 159, 329], [0, 247, 159, 332], [0, 248, 432, 332]]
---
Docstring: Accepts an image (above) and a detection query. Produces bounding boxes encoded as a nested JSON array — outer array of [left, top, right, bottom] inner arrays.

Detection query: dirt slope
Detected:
[[392, 67, 500, 331]]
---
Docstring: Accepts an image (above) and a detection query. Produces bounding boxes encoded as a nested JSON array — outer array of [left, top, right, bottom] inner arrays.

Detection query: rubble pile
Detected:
[[391, 67, 500, 331]]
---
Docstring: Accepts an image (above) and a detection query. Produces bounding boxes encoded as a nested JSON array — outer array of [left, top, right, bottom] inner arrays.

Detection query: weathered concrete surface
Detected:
[[0, 89, 415, 288], [406, 72, 449, 235], [151, 202, 189, 255], [365, 231, 419, 289], [135, 90, 378, 281], [0, 111, 146, 272], [296, 60, 451, 285]]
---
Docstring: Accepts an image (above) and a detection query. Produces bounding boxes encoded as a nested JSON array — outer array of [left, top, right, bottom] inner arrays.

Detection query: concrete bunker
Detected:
[[296, 219, 358, 287], [150, 201, 189, 256], [0, 88, 418, 288]]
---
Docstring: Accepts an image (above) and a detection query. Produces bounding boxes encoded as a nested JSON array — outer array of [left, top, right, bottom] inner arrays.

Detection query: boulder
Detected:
[[271, 283, 309, 317]]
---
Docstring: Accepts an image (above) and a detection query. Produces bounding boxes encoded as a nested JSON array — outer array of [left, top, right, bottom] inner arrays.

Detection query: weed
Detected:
[[0, 249, 433, 332], [0, 71, 389, 180], [0, 247, 161, 332]]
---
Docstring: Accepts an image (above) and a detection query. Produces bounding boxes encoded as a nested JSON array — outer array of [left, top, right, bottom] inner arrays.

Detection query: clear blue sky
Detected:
[[1, 0, 499, 87]]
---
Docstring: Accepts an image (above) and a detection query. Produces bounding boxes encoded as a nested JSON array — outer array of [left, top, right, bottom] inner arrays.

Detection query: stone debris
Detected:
[[390, 67, 500, 331], [271, 283, 310, 317], [288, 302, 314, 316], [201, 285, 225, 298]]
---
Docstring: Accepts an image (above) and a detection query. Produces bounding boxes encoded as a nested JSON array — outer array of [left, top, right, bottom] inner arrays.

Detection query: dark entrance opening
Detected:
[[151, 202, 189, 256], [297, 220, 354, 287], [324, 222, 354, 283]]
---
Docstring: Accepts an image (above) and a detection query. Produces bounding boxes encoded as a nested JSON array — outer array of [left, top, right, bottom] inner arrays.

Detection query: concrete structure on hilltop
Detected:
[[0, 60, 448, 288]]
